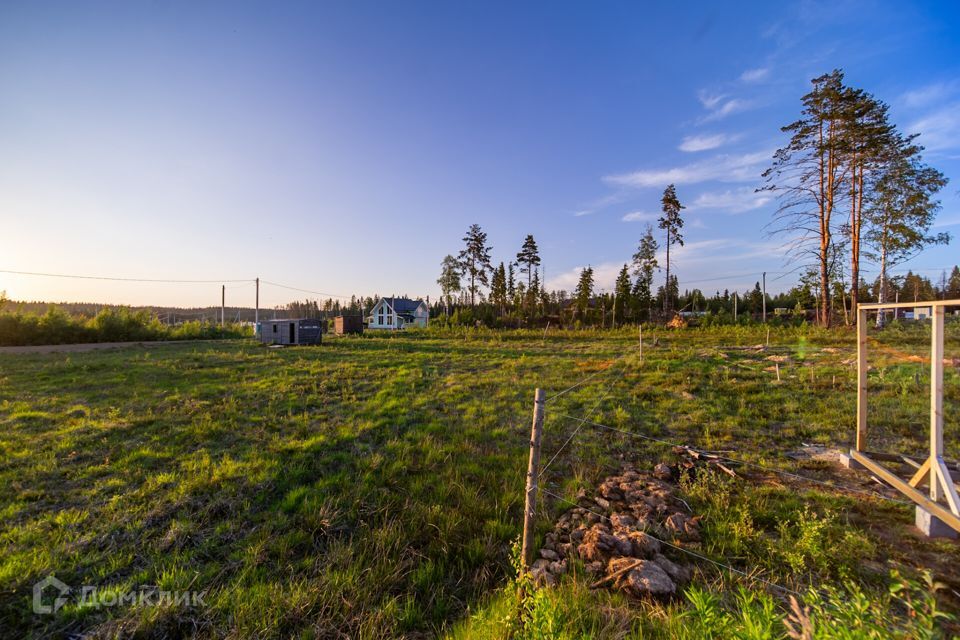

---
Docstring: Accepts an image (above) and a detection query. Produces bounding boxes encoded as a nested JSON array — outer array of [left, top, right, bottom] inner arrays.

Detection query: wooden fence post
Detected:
[[639, 324, 643, 363], [856, 307, 868, 452], [521, 388, 546, 574], [930, 305, 944, 502]]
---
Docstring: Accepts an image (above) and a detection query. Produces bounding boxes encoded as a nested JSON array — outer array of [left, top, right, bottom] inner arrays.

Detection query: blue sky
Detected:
[[1, 1, 958, 308]]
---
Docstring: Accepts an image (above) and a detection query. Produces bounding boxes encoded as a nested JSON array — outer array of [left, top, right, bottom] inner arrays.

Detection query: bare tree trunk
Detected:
[[664, 229, 671, 314], [850, 163, 863, 315]]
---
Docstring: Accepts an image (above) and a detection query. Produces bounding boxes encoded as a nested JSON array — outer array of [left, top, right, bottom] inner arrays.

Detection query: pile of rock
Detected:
[[531, 464, 702, 598]]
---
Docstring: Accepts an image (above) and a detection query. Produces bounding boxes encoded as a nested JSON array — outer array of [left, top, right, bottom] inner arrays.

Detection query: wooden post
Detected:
[[762, 271, 767, 323], [639, 324, 643, 363], [931, 305, 944, 501], [521, 388, 546, 573], [856, 307, 868, 452]]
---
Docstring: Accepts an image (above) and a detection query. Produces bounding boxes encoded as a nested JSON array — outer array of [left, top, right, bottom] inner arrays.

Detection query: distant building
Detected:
[[367, 297, 429, 329], [334, 315, 364, 335], [904, 307, 932, 321], [256, 318, 323, 345]]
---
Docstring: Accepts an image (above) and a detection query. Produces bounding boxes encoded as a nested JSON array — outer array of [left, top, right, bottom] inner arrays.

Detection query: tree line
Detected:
[[434, 68, 952, 328]]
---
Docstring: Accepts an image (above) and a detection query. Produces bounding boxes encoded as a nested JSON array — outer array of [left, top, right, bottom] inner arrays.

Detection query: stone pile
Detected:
[[531, 464, 702, 598]]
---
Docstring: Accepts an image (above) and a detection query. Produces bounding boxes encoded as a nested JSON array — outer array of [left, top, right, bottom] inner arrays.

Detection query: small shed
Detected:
[[257, 318, 323, 345], [334, 315, 364, 335]]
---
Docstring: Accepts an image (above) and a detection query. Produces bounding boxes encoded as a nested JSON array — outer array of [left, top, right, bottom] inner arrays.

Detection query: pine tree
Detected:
[[516, 235, 542, 289], [526, 269, 541, 314], [632, 224, 659, 320], [507, 262, 516, 299], [574, 267, 594, 321], [614, 264, 631, 326], [457, 224, 493, 307], [490, 262, 508, 316], [864, 139, 949, 324], [658, 185, 684, 313], [842, 87, 895, 315], [948, 266, 960, 299], [763, 70, 848, 327]]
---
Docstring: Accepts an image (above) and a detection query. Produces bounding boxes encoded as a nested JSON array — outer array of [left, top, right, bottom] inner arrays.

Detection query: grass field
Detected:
[[1, 325, 959, 638]]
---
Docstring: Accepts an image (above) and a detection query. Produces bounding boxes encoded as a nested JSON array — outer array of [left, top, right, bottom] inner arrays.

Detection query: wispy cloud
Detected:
[[907, 103, 960, 152], [699, 98, 750, 123], [697, 90, 727, 110], [571, 192, 628, 217], [621, 210, 658, 222], [900, 80, 960, 109], [740, 67, 770, 83], [933, 213, 960, 228], [604, 149, 773, 189], [688, 187, 772, 214], [678, 133, 738, 152]]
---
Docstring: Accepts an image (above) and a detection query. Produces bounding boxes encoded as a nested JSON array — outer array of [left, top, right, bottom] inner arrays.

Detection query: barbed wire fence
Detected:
[[518, 330, 916, 599]]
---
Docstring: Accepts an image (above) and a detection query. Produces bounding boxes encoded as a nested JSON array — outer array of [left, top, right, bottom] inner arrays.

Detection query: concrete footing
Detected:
[[916, 507, 959, 539]]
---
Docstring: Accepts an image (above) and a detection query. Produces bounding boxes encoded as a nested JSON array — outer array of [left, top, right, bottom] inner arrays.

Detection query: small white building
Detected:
[[904, 307, 932, 321], [367, 297, 429, 330]]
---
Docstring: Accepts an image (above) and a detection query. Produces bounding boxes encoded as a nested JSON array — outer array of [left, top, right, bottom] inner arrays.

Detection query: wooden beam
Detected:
[[850, 450, 960, 533], [936, 459, 960, 516], [931, 306, 944, 502], [856, 308, 868, 452], [908, 458, 931, 488], [857, 299, 960, 310]]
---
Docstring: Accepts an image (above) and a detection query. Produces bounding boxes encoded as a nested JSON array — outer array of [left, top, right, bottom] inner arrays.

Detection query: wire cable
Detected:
[[259, 280, 355, 300], [0, 268, 252, 284], [551, 413, 912, 506]]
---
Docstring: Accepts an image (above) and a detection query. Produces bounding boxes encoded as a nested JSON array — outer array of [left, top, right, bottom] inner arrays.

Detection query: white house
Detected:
[[367, 297, 429, 329]]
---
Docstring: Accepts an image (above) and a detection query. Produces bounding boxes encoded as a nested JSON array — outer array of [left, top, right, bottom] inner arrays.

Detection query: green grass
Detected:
[[0, 324, 958, 638]]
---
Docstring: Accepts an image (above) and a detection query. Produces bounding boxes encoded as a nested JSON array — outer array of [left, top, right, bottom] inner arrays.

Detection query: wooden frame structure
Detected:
[[848, 299, 960, 534]]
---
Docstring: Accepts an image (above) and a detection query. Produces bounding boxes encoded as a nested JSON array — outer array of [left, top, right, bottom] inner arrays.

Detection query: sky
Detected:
[[1, 0, 959, 309]]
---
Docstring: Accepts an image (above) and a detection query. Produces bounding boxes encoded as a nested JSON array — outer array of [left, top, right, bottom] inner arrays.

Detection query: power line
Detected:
[[0, 268, 252, 284], [259, 280, 355, 300]]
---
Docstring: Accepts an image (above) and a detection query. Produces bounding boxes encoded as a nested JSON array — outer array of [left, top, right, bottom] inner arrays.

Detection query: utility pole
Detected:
[[221, 285, 225, 327], [762, 272, 767, 323], [255, 278, 260, 330], [733, 292, 738, 322]]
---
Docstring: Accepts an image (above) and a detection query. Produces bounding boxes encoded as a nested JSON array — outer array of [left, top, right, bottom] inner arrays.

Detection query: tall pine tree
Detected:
[[457, 224, 493, 307], [632, 224, 659, 320], [658, 185, 684, 313], [516, 235, 542, 289], [574, 266, 594, 321], [614, 264, 631, 326]]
